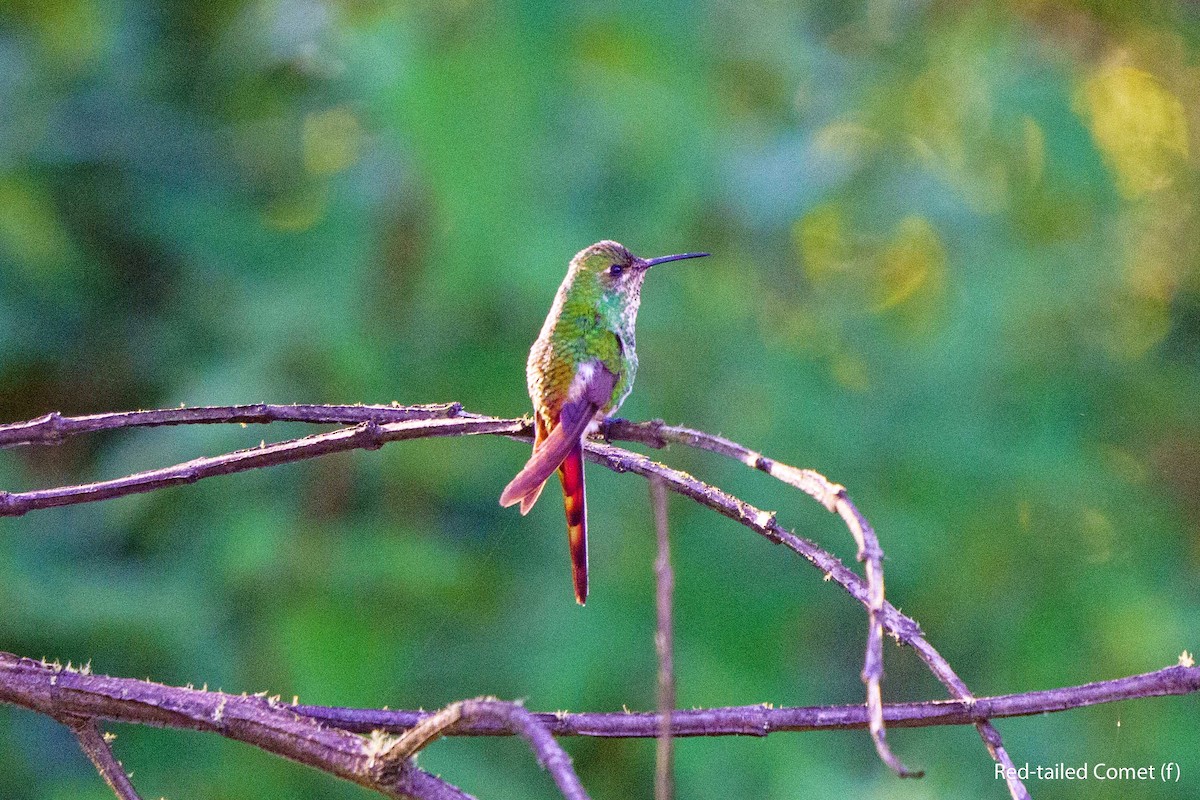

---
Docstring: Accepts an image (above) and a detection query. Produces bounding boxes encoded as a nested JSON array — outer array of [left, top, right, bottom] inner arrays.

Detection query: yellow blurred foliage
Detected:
[[303, 108, 362, 176], [263, 188, 328, 232], [874, 216, 946, 312], [903, 64, 1009, 212], [795, 203, 851, 284], [793, 207, 946, 340], [1078, 65, 1189, 197], [1079, 506, 1115, 564]]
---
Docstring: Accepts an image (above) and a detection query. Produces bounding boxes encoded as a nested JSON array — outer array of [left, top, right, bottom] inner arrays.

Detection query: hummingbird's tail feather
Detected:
[[558, 444, 588, 605], [500, 424, 578, 509], [500, 361, 616, 605], [518, 480, 546, 515]]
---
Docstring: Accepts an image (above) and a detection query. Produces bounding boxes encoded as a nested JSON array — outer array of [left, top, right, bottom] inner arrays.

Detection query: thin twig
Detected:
[[64, 716, 143, 800], [848, 499, 917, 776], [442, 700, 591, 800], [0, 403, 464, 448], [649, 477, 675, 800], [374, 696, 591, 800], [0, 416, 524, 516], [5, 653, 1196, 738], [608, 421, 914, 774], [603, 420, 1023, 788], [380, 701, 466, 763]]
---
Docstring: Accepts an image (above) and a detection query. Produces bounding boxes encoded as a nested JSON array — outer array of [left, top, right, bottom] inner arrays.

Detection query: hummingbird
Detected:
[[499, 240, 709, 605]]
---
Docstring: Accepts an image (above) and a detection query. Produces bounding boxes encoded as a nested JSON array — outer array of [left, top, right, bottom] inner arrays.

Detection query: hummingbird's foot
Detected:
[[598, 416, 628, 443]]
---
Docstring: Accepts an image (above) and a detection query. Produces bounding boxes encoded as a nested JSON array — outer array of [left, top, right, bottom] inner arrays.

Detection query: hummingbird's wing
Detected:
[[499, 361, 617, 510]]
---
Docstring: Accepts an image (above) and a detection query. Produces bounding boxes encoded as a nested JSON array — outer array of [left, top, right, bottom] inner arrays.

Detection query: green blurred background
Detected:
[[2, 0, 1199, 797]]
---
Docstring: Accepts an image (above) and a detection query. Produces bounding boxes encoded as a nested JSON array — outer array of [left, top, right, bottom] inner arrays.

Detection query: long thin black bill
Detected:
[[643, 252, 710, 267]]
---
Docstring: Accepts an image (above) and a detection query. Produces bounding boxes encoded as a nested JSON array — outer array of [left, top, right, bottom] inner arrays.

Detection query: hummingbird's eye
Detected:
[[609, 264, 624, 277]]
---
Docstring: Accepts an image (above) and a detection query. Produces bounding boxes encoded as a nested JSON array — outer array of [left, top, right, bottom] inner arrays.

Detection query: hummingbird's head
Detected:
[[573, 241, 640, 301], [570, 240, 708, 306]]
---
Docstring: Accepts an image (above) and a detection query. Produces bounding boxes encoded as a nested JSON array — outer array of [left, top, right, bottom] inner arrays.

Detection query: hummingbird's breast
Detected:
[[525, 290, 637, 424]]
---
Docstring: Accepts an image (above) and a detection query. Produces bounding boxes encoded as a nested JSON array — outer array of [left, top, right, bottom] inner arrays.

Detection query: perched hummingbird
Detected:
[[500, 241, 709, 605]]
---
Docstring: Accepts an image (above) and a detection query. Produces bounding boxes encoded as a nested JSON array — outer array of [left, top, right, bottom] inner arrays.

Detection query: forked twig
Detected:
[[3, 656, 470, 800], [607, 419, 917, 776], [3, 405, 970, 781], [64, 716, 143, 800], [2, 405, 1012, 791], [605, 420, 1037, 788], [586, 435, 1030, 795], [0, 415, 523, 516], [374, 698, 589, 800]]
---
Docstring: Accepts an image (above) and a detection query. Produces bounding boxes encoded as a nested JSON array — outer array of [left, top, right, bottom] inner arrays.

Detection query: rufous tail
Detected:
[[558, 444, 588, 605]]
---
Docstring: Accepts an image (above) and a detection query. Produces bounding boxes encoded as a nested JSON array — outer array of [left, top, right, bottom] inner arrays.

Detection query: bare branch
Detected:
[[293, 662, 1200, 735], [0, 403, 465, 449], [5, 652, 1196, 740], [0, 655, 471, 800], [0, 416, 524, 516], [64, 716, 143, 800], [649, 477, 675, 800]]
